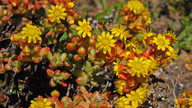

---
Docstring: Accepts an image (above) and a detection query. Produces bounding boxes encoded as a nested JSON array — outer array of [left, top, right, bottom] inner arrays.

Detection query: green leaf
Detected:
[[188, 35, 192, 44], [92, 65, 101, 75], [59, 32, 68, 42], [83, 8, 88, 19], [179, 41, 190, 50], [94, 12, 106, 20], [93, 76, 104, 84], [57, 49, 63, 53], [101, 0, 107, 10], [135, 33, 142, 38], [83, 61, 92, 74]]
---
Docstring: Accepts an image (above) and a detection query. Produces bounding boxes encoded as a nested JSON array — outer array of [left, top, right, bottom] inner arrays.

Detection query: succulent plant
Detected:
[[61, 86, 112, 108], [47, 69, 70, 87]]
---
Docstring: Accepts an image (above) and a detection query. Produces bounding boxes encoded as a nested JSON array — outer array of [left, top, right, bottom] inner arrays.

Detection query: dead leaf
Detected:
[[183, 56, 192, 63], [185, 64, 192, 71]]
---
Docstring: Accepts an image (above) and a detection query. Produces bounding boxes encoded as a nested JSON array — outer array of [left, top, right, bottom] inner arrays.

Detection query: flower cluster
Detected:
[[93, 0, 178, 99], [175, 90, 192, 108], [115, 86, 150, 108], [29, 96, 52, 108], [10, 24, 50, 63], [29, 87, 111, 108], [122, 0, 151, 31], [47, 0, 76, 25], [0, 0, 179, 107], [21, 24, 42, 43]]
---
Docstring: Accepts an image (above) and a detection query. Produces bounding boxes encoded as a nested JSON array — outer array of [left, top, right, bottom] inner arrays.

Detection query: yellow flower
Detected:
[[189, 98, 192, 107], [68, 2, 74, 8], [163, 31, 178, 46], [148, 57, 159, 73], [48, 4, 67, 23], [113, 60, 121, 77], [142, 7, 152, 25], [76, 19, 92, 38], [115, 96, 132, 108], [127, 57, 151, 77], [175, 99, 180, 108], [21, 24, 42, 43], [125, 40, 142, 54], [165, 48, 178, 63], [141, 30, 156, 46], [96, 32, 116, 54], [113, 59, 127, 77], [126, 86, 149, 108], [114, 79, 126, 95], [29, 96, 52, 108], [111, 24, 128, 41], [127, 0, 145, 14], [152, 34, 171, 51]]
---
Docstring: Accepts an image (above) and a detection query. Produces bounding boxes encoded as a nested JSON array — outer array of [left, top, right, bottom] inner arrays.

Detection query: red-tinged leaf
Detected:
[[46, 69, 55, 78], [101, 92, 111, 100], [0, 93, 8, 107], [76, 75, 88, 85], [38, 47, 50, 57]]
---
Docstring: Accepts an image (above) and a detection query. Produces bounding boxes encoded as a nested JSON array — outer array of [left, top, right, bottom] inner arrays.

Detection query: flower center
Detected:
[[102, 39, 109, 46], [158, 38, 165, 46], [27, 29, 35, 36], [54, 10, 61, 16], [35, 101, 45, 108], [135, 61, 142, 70], [82, 25, 91, 32]]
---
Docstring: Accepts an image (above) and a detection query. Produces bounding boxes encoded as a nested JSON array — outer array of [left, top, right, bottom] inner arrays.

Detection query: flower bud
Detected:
[[77, 46, 86, 56], [89, 38, 95, 46], [51, 90, 60, 97], [68, 20, 74, 25], [122, 15, 128, 23], [74, 54, 82, 61], [123, 5, 128, 13], [68, 2, 74, 9], [66, 43, 76, 51], [127, 78, 135, 87], [67, 10, 75, 16], [24, 0, 30, 5]]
